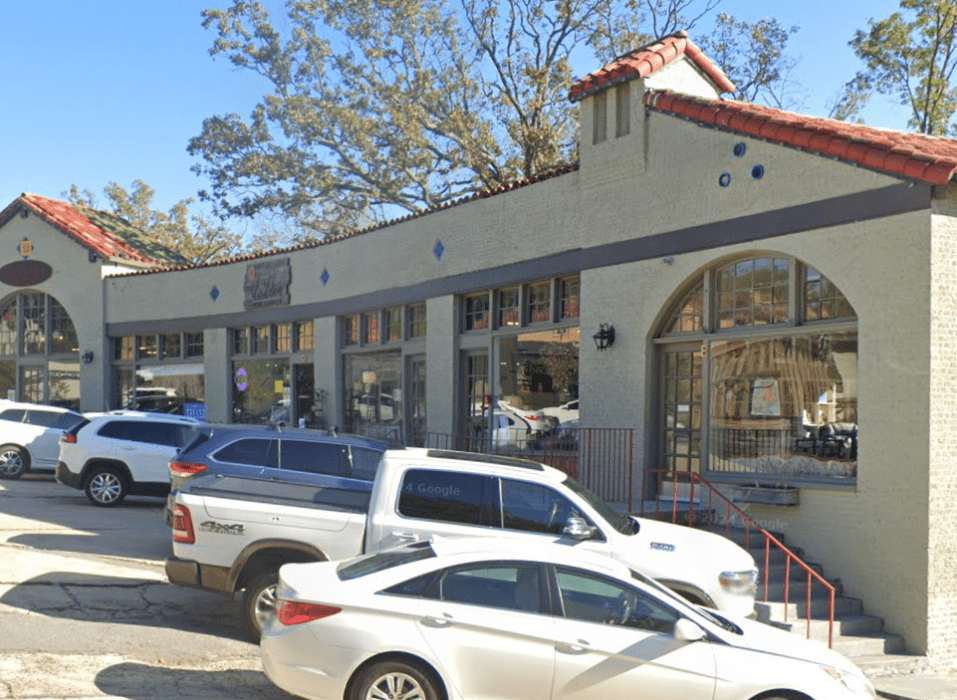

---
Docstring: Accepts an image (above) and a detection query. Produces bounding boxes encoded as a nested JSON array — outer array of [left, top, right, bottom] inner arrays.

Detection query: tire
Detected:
[[84, 466, 127, 507], [242, 570, 279, 643], [0, 445, 28, 480], [350, 660, 441, 700]]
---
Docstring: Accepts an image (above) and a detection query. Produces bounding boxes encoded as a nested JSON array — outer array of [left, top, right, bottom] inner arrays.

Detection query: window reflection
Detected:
[[709, 334, 858, 480], [343, 351, 402, 442]]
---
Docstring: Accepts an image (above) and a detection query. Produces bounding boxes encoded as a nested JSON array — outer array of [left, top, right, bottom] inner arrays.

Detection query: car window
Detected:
[[350, 446, 384, 480], [338, 541, 435, 580], [54, 412, 85, 430], [501, 478, 588, 535], [25, 410, 64, 428], [0, 409, 26, 423], [555, 567, 679, 634], [97, 420, 187, 447], [398, 469, 499, 526], [280, 440, 350, 475], [214, 438, 278, 468], [439, 565, 543, 613]]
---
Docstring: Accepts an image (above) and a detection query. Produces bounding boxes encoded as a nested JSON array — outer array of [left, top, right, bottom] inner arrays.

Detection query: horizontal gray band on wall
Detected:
[[107, 182, 931, 336]]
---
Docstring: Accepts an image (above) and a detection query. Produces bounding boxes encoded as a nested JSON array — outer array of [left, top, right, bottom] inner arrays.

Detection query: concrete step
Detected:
[[831, 633, 907, 658], [755, 594, 863, 622], [762, 560, 824, 582], [853, 653, 930, 678], [758, 577, 842, 600], [770, 613, 886, 641]]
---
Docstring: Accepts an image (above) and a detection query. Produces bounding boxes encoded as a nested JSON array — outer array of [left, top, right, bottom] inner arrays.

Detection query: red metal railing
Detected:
[[418, 428, 634, 511], [641, 469, 835, 648]]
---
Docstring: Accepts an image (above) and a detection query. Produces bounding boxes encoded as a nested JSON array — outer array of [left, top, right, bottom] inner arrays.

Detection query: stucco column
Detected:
[[425, 295, 457, 437]]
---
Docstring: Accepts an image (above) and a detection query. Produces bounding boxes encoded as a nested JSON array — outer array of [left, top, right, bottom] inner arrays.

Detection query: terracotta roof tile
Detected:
[[569, 31, 735, 102], [645, 90, 957, 185], [0, 194, 188, 266]]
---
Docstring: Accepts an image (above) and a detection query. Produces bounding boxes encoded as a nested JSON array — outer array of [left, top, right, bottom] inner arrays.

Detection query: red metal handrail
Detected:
[[641, 469, 835, 648]]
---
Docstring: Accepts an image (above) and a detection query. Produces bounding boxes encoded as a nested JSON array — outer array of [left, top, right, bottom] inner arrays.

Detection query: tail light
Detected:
[[276, 600, 341, 626], [172, 505, 195, 544], [60, 434, 77, 443], [170, 462, 208, 475]]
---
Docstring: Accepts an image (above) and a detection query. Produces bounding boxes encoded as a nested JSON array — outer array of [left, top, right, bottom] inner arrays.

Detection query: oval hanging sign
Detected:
[[0, 260, 53, 287], [235, 367, 248, 391]]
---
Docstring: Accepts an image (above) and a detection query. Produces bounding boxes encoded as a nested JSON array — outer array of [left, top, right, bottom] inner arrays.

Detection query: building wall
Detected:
[[0, 212, 110, 410], [928, 189, 957, 669], [95, 96, 954, 664]]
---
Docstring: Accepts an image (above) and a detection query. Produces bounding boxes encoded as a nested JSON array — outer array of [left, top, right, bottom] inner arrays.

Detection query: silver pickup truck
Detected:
[[166, 448, 757, 640]]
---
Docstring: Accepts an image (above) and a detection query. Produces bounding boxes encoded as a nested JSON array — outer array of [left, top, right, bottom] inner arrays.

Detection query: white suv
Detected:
[[0, 400, 85, 479], [56, 412, 202, 507]]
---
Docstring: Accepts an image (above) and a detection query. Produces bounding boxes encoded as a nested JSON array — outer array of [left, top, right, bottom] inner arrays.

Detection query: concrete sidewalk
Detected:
[[874, 673, 957, 700]]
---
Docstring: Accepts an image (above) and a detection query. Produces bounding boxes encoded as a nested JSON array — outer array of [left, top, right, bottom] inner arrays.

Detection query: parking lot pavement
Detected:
[[0, 475, 293, 700]]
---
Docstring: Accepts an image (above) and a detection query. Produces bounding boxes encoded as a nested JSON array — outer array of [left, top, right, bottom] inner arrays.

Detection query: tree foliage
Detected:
[[697, 13, 800, 108], [837, 0, 957, 134], [65, 181, 246, 265], [190, 0, 799, 237]]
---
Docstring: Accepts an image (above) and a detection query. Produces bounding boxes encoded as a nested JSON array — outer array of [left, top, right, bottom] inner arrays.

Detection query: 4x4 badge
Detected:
[[198, 520, 245, 536]]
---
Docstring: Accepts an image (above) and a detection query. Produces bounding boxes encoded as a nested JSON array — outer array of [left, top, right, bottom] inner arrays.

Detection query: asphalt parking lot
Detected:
[[0, 474, 293, 700]]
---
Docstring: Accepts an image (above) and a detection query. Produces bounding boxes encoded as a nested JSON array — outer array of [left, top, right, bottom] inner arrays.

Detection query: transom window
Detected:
[[461, 275, 579, 333]]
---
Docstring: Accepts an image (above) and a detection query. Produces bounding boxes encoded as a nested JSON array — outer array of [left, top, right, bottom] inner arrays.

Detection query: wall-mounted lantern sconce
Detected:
[[592, 323, 615, 351], [82, 350, 94, 364]]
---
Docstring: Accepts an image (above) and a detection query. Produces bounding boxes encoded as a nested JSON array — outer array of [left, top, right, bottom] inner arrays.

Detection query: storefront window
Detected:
[[343, 351, 402, 441], [708, 334, 857, 481], [408, 304, 426, 338], [112, 331, 206, 417], [658, 256, 857, 485], [0, 292, 80, 407], [232, 357, 290, 424]]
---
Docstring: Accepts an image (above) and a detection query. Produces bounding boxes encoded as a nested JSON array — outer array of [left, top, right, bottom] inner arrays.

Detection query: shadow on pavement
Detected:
[[0, 571, 246, 641], [96, 661, 295, 699]]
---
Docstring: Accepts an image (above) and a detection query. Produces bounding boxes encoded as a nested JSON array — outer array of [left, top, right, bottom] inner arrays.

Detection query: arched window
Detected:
[[0, 292, 80, 409], [656, 256, 857, 485]]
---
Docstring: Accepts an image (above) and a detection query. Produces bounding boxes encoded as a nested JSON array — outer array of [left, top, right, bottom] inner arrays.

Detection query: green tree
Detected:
[[190, 0, 799, 237], [838, 0, 957, 134], [66, 181, 247, 265], [697, 13, 800, 108]]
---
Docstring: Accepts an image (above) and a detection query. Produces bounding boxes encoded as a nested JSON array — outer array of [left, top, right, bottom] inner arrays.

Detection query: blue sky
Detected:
[[0, 0, 911, 219]]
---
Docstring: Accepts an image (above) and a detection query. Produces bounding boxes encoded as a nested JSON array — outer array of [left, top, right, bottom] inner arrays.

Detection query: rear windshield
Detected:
[[336, 541, 435, 581]]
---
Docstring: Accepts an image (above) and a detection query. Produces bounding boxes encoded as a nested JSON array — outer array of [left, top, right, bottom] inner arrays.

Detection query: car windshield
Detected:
[[562, 477, 638, 535], [336, 541, 435, 580]]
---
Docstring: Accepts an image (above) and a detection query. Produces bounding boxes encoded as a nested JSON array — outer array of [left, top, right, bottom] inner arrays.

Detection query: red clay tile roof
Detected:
[[569, 31, 735, 102], [0, 193, 188, 265], [645, 90, 957, 185]]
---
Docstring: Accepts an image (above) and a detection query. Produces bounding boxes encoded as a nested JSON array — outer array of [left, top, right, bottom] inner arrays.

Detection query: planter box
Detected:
[[731, 485, 800, 506]]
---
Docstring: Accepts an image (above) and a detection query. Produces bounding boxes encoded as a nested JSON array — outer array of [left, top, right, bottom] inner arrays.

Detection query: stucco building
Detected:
[[3, 32, 957, 671]]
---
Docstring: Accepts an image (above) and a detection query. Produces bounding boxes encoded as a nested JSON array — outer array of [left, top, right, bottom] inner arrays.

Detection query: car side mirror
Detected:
[[673, 618, 706, 642], [562, 516, 597, 540]]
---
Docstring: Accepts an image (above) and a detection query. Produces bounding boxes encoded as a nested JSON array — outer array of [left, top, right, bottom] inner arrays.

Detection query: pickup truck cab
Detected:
[[167, 448, 756, 640]]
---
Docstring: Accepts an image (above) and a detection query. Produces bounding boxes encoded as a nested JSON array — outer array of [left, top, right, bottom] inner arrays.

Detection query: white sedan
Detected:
[[261, 538, 876, 700]]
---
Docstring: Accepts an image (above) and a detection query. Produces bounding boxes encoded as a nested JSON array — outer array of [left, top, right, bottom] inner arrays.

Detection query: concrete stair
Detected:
[[640, 505, 929, 678]]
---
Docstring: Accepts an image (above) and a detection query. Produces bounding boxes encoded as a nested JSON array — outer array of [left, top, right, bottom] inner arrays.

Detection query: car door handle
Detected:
[[421, 616, 452, 628], [556, 640, 591, 655], [392, 532, 419, 541]]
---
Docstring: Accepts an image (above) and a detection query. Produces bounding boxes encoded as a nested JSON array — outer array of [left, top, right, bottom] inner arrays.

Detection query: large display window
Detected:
[[657, 256, 858, 485]]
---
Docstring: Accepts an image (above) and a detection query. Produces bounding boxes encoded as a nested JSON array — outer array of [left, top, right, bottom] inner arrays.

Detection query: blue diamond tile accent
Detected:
[[433, 240, 445, 261], [321, 268, 330, 286], [210, 286, 220, 301]]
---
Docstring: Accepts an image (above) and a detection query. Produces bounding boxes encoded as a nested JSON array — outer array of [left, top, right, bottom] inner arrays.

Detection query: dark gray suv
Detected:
[[165, 425, 394, 521]]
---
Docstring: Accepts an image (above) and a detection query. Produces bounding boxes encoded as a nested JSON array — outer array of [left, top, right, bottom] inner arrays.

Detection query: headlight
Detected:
[[718, 569, 757, 594], [823, 667, 877, 698]]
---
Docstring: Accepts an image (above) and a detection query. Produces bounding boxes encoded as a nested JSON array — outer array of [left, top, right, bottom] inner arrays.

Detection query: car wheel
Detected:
[[351, 660, 441, 700], [0, 445, 28, 480], [242, 570, 279, 642], [85, 466, 127, 507]]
